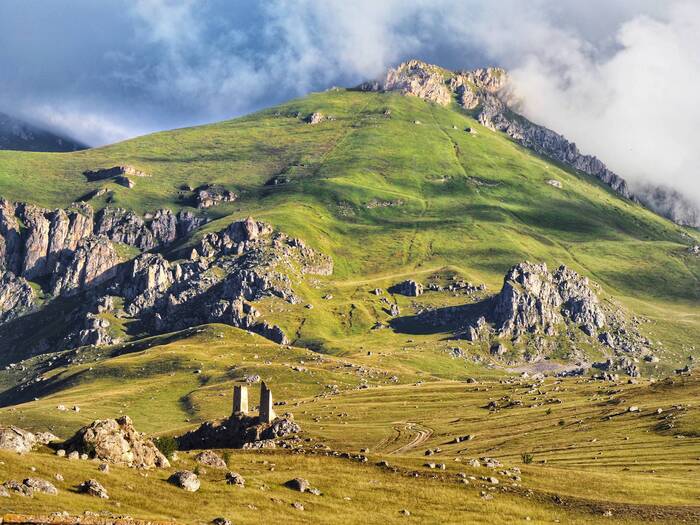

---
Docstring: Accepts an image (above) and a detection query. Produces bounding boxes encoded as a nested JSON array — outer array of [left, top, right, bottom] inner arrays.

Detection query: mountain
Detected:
[[0, 60, 698, 524], [0, 111, 87, 152]]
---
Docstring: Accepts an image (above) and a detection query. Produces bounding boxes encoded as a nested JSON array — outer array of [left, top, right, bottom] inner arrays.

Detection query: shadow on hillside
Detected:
[[389, 298, 492, 336]]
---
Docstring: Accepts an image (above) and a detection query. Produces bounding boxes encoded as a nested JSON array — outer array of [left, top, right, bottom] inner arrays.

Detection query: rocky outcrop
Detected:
[[477, 94, 632, 198], [0, 425, 37, 454], [363, 60, 452, 106], [0, 200, 209, 327], [84, 165, 149, 182], [491, 262, 605, 337], [50, 236, 119, 296], [177, 412, 301, 450], [112, 217, 331, 344], [0, 271, 34, 322], [194, 185, 237, 209], [95, 207, 204, 251], [392, 279, 423, 297], [64, 416, 170, 469]]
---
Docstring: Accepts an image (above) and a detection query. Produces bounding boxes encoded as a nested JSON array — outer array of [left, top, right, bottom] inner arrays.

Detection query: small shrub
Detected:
[[193, 465, 201, 476], [545, 408, 552, 415], [153, 436, 177, 459], [222, 450, 231, 467], [558, 419, 566, 427], [521, 452, 534, 464]]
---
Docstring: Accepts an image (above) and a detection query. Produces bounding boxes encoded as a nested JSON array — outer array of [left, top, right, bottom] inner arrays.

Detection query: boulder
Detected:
[[285, 477, 310, 493], [195, 450, 227, 469], [23, 477, 58, 495], [65, 415, 169, 469], [78, 478, 109, 498], [169, 470, 200, 492], [225, 471, 245, 487], [306, 112, 325, 124], [393, 279, 424, 297], [0, 426, 37, 454]]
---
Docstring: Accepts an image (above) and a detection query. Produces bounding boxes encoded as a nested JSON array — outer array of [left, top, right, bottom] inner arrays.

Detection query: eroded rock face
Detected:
[[379, 60, 452, 106], [0, 272, 34, 322], [65, 416, 169, 469], [50, 236, 119, 296], [0, 200, 209, 328], [492, 262, 605, 337]]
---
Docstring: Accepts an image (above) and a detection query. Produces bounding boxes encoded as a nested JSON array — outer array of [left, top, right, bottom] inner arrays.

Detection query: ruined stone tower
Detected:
[[259, 382, 276, 424], [233, 385, 248, 415]]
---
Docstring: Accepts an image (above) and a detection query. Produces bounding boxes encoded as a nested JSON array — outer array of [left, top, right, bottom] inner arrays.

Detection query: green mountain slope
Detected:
[[1, 78, 699, 525]]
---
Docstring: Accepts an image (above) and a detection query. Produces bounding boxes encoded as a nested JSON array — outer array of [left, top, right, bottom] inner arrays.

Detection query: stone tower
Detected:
[[259, 382, 276, 424], [233, 385, 248, 416]]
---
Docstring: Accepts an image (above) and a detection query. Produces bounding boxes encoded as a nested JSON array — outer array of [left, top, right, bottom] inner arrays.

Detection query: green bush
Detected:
[[153, 436, 178, 460], [521, 452, 534, 464]]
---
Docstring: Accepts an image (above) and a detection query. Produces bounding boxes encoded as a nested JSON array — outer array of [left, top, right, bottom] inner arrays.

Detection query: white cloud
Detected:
[[1, 0, 697, 208]]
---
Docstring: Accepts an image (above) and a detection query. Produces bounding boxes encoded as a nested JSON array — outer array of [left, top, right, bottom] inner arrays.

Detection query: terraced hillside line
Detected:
[[384, 422, 434, 455]]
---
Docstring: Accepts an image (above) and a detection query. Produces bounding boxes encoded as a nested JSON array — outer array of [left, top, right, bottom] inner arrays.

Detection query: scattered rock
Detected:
[[285, 477, 311, 493], [226, 471, 245, 487], [169, 471, 200, 492], [78, 479, 109, 498], [306, 112, 325, 124], [195, 450, 227, 469], [23, 477, 58, 495]]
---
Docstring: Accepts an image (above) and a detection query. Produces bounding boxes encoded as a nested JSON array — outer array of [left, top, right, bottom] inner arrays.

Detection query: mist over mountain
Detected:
[[0, 112, 86, 152]]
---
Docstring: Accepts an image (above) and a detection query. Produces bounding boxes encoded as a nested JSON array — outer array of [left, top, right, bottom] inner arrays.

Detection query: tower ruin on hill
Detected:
[[232, 382, 276, 424]]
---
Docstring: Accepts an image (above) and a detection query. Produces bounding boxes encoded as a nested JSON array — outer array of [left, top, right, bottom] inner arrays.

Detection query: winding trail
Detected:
[[377, 422, 434, 455]]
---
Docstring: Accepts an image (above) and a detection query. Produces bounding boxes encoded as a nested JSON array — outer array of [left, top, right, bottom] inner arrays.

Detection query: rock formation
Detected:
[[491, 262, 605, 338], [84, 165, 149, 182], [0, 199, 208, 329], [392, 279, 424, 297], [194, 185, 237, 209], [0, 425, 37, 454], [64, 416, 170, 469]]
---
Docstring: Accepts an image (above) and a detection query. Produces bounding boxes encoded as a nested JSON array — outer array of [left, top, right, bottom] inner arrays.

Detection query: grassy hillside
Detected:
[[0, 326, 698, 523], [0, 88, 699, 523]]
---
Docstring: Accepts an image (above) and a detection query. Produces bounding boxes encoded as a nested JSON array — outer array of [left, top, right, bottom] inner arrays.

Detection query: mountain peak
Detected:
[[360, 59, 509, 107]]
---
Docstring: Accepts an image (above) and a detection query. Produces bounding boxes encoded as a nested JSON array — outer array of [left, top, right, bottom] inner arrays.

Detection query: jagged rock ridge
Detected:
[[0, 210, 332, 354]]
